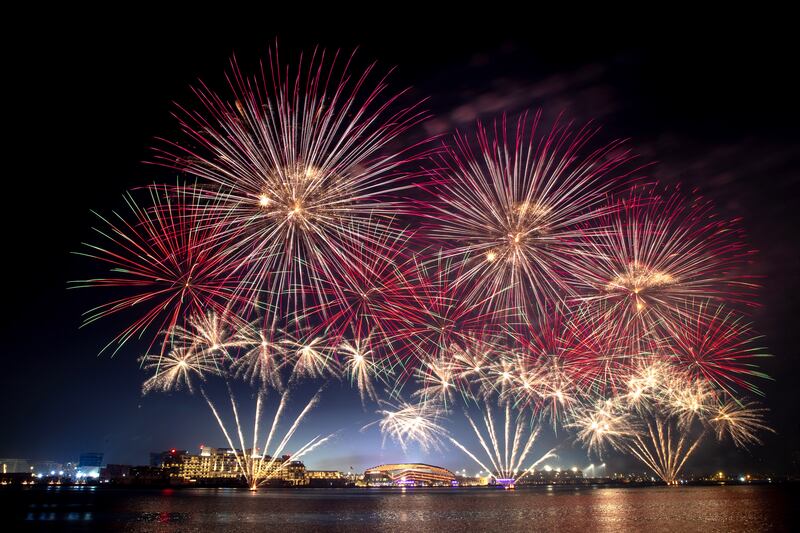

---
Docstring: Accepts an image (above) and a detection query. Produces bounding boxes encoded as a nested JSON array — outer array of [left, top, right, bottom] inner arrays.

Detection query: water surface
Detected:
[[5, 484, 797, 532]]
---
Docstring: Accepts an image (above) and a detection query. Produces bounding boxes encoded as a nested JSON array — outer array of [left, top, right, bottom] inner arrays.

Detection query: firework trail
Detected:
[[572, 361, 772, 483], [625, 416, 702, 485], [141, 313, 335, 491], [447, 398, 557, 486]]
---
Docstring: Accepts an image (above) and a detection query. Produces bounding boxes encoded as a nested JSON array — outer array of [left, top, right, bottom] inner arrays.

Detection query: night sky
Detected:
[[4, 13, 798, 476]]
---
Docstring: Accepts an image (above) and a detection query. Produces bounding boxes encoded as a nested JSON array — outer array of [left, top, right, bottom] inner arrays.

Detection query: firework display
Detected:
[[570, 186, 757, 351], [152, 49, 427, 324], [414, 111, 637, 319], [71, 184, 241, 356], [142, 310, 335, 490], [75, 46, 773, 488]]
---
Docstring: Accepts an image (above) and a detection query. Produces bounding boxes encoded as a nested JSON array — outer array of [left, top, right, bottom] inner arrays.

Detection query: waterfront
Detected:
[[4, 484, 797, 532]]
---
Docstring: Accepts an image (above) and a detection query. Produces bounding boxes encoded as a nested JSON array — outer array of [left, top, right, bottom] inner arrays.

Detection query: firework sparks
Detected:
[[340, 337, 383, 403], [448, 398, 557, 485], [367, 399, 448, 453], [416, 111, 635, 318], [413, 356, 458, 407], [75, 45, 775, 489], [388, 251, 493, 381], [71, 185, 239, 356], [572, 186, 756, 351], [152, 48, 427, 323], [229, 322, 286, 390], [144, 323, 334, 491], [569, 399, 631, 457], [140, 347, 218, 394], [169, 310, 244, 360], [667, 303, 771, 395], [710, 399, 774, 448], [283, 334, 336, 380]]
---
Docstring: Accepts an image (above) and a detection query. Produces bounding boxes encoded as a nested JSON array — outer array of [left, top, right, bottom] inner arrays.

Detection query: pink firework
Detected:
[[561, 310, 636, 396], [303, 218, 416, 374], [71, 185, 240, 355], [388, 251, 496, 381], [666, 303, 770, 396], [571, 185, 757, 351], [506, 309, 584, 425], [414, 111, 637, 319], [152, 47, 428, 324]]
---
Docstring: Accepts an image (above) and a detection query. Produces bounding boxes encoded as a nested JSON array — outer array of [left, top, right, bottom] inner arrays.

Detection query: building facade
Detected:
[[306, 470, 348, 487], [154, 447, 307, 485]]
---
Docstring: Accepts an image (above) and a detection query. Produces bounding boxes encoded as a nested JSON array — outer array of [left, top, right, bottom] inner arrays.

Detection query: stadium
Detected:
[[363, 463, 457, 487]]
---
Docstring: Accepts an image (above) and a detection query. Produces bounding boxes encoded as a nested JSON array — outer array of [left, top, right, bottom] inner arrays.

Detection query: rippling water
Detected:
[[4, 484, 797, 532]]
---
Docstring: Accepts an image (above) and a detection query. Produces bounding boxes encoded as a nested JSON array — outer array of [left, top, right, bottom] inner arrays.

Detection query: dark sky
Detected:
[[3, 12, 798, 475]]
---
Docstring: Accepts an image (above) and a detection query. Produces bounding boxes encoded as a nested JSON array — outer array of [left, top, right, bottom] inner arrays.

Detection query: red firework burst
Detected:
[[388, 250, 496, 381], [71, 184, 240, 355], [666, 303, 770, 395], [302, 219, 416, 365]]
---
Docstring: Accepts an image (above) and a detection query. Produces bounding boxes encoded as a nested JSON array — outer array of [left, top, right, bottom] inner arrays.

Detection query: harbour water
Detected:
[[5, 484, 797, 532]]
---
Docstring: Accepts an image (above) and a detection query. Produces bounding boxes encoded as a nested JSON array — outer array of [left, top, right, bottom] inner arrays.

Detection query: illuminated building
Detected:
[[77, 452, 103, 479], [517, 467, 584, 485], [155, 447, 306, 485], [307, 470, 342, 480], [161, 447, 243, 480], [363, 463, 456, 487], [1, 458, 30, 474], [455, 474, 490, 487], [280, 461, 307, 486], [306, 470, 348, 487]]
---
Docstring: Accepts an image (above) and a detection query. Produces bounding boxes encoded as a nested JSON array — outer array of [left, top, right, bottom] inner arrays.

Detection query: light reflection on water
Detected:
[[6, 485, 797, 532]]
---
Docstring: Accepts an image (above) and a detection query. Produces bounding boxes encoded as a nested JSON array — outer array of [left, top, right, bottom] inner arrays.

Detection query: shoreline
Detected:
[[2, 479, 795, 492]]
